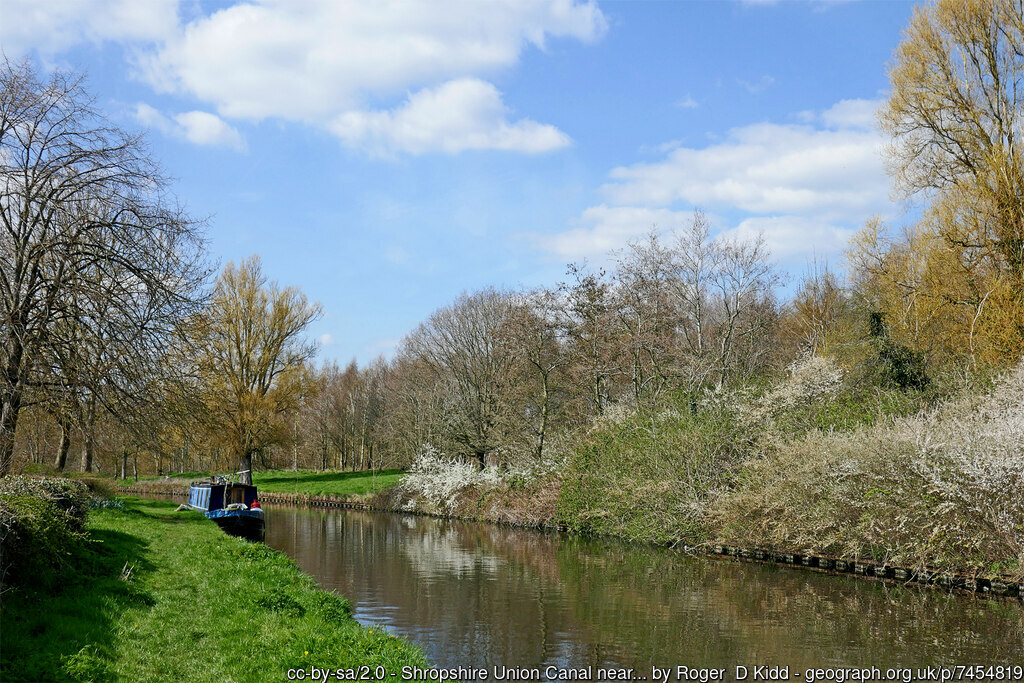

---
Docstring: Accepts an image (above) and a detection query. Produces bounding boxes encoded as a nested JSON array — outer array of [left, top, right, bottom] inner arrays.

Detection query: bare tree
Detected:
[[670, 211, 782, 389], [1, 60, 207, 476], [613, 232, 679, 402], [503, 289, 570, 460], [405, 288, 520, 469], [670, 212, 720, 390], [561, 264, 621, 415]]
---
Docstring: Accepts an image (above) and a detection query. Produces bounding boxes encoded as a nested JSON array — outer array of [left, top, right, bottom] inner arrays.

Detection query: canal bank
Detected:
[[118, 480, 1024, 602], [0, 496, 427, 682]]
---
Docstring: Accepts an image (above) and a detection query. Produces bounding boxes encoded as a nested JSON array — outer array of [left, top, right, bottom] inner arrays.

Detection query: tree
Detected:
[[875, 0, 1024, 366], [404, 288, 520, 469], [561, 265, 621, 415], [503, 289, 570, 460], [613, 232, 679, 402], [1, 60, 207, 476], [196, 256, 321, 484], [670, 211, 782, 390], [786, 261, 846, 356]]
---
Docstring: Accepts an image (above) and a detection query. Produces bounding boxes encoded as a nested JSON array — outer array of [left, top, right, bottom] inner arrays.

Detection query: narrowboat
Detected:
[[187, 476, 265, 541]]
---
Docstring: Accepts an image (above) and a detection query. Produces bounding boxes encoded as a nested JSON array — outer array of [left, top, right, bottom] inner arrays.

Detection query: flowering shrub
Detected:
[[713, 362, 1024, 577], [741, 354, 843, 426], [400, 445, 562, 515]]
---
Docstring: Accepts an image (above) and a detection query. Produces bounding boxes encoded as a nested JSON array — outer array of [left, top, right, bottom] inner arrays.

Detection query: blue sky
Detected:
[[1, 0, 919, 364]]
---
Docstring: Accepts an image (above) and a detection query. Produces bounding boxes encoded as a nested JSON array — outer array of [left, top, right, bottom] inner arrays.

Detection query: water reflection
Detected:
[[264, 506, 1023, 676]]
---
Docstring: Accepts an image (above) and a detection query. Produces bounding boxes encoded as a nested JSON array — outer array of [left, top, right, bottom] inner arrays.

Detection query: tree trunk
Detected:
[[536, 373, 550, 460], [80, 394, 97, 472], [0, 333, 27, 477], [80, 431, 94, 472], [0, 390, 22, 478], [121, 449, 129, 480], [239, 451, 253, 484], [54, 415, 72, 471]]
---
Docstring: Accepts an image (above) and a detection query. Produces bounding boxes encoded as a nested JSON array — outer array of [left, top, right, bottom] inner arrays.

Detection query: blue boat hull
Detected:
[[206, 508, 265, 541]]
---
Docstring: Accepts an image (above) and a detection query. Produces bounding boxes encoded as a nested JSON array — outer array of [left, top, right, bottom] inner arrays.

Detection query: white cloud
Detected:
[[135, 103, 247, 151], [528, 205, 692, 261], [141, 0, 606, 122], [675, 94, 699, 109], [0, 0, 178, 55], [531, 98, 892, 264], [717, 215, 856, 260], [318, 333, 334, 346], [739, 74, 775, 94], [4, 0, 603, 158], [329, 79, 570, 156], [601, 100, 889, 221], [819, 98, 881, 129]]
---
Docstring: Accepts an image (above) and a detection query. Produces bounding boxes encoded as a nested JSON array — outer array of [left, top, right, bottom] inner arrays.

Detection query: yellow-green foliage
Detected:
[[558, 401, 745, 545], [0, 476, 90, 589]]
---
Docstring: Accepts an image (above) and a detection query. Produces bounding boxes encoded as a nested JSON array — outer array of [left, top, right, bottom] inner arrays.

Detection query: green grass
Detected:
[[140, 469, 405, 499], [253, 470, 405, 497], [0, 497, 427, 682]]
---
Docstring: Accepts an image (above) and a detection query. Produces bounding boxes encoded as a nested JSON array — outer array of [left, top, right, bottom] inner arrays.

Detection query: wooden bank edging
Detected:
[[118, 484, 1022, 600], [707, 544, 1024, 600]]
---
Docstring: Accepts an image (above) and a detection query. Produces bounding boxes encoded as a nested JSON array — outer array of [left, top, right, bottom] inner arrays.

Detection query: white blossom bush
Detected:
[[741, 354, 845, 428], [400, 445, 562, 515], [591, 401, 635, 429], [714, 362, 1024, 577]]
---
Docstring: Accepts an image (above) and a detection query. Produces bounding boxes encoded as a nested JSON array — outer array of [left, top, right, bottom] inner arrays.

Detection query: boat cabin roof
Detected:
[[190, 480, 257, 491]]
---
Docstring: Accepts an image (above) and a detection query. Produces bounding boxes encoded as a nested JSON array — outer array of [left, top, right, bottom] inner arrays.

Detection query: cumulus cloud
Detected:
[[819, 98, 882, 129], [140, 0, 606, 122], [5, 0, 603, 158], [329, 79, 570, 156], [528, 205, 692, 260], [135, 103, 247, 151], [0, 0, 178, 55], [318, 334, 334, 346], [532, 98, 892, 264], [717, 216, 856, 260], [601, 99, 889, 221]]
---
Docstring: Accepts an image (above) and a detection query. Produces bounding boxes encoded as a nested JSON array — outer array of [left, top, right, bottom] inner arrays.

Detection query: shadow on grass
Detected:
[[0, 528, 153, 682]]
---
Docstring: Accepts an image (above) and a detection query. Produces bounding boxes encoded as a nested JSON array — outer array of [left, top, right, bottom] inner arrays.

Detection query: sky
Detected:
[[0, 0, 921, 364]]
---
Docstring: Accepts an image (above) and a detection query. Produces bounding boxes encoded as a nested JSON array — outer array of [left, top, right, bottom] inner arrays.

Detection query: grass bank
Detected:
[[0, 496, 426, 682], [138, 469, 404, 499]]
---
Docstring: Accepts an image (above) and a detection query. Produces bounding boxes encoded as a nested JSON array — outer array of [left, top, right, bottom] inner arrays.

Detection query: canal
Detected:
[[262, 505, 1022, 677]]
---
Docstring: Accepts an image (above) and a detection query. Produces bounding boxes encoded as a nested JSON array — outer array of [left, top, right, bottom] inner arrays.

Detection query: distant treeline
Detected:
[[4, 0, 1023, 480]]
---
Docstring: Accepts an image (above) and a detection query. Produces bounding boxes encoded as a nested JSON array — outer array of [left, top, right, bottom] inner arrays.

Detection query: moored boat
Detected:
[[187, 474, 265, 541]]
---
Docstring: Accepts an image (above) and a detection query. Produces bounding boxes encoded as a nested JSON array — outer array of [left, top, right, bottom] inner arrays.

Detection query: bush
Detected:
[[740, 354, 934, 438], [399, 445, 561, 516], [712, 362, 1024, 577], [558, 399, 746, 545], [0, 477, 91, 589]]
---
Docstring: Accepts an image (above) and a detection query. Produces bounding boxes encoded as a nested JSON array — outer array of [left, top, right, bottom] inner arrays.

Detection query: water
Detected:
[[263, 505, 1023, 678]]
